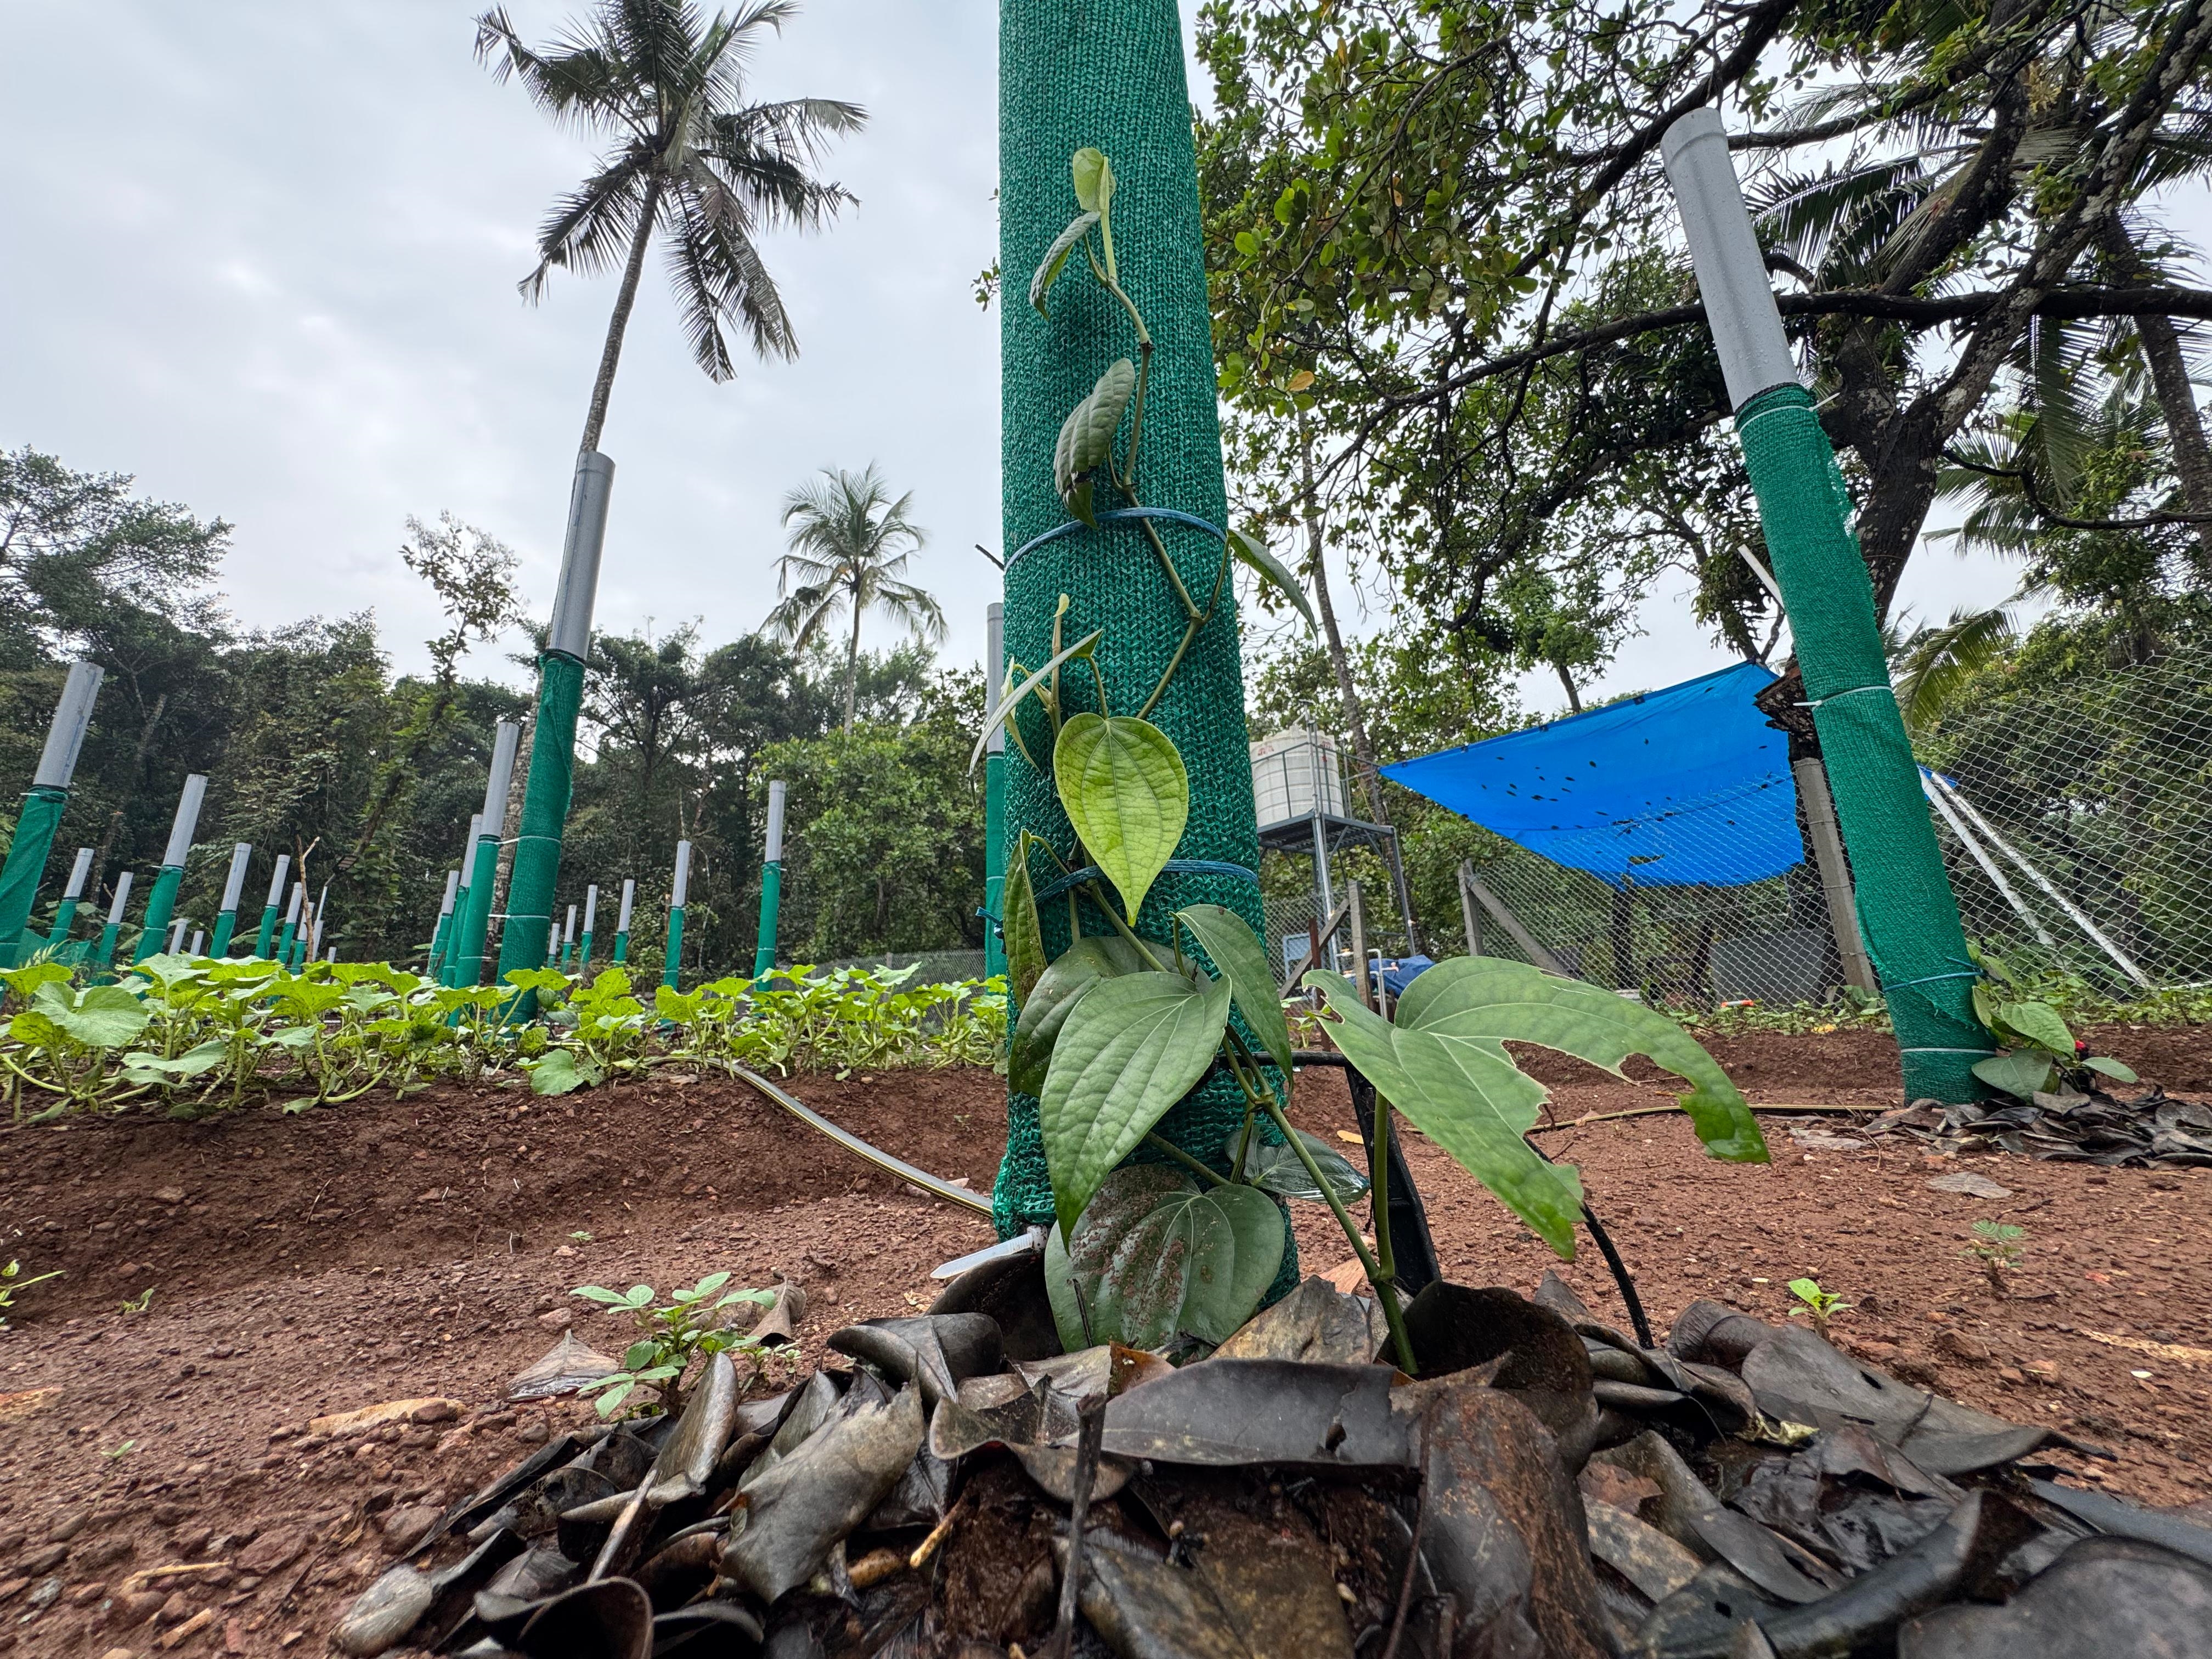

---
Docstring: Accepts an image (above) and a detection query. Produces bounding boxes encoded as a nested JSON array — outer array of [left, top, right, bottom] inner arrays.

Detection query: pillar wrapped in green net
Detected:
[[994, 0, 1295, 1305]]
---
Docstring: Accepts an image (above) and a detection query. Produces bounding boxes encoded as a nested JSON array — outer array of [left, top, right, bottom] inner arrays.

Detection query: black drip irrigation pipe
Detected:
[[1295, 1049, 1654, 1348]]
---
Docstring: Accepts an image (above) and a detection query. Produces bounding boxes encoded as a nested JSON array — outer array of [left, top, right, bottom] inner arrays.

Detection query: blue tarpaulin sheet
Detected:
[[1382, 662, 1803, 888]]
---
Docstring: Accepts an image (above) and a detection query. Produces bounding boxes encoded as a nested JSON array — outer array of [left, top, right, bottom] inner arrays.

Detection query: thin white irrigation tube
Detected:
[[1928, 771, 2153, 988]]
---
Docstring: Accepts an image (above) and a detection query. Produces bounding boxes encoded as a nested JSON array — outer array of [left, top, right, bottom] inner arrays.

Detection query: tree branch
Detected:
[[1366, 285, 2212, 417], [1941, 446, 2212, 529]]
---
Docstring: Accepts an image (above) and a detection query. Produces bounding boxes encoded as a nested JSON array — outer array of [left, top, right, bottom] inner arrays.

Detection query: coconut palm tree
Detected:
[[764, 466, 943, 731], [475, 0, 865, 453]]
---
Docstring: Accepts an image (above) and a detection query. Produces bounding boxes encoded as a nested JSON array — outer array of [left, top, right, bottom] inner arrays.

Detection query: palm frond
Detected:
[[522, 157, 651, 300], [1891, 606, 2018, 733]]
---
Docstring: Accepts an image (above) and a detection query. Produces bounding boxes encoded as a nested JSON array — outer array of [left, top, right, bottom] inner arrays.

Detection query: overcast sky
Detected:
[[2, 2, 2177, 729]]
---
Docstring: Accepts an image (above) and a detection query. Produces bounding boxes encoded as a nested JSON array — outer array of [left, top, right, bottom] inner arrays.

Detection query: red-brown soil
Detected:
[[2, 1028, 2208, 1655]]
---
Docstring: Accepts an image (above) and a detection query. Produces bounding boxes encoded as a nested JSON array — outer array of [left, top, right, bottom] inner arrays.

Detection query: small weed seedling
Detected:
[[567, 1231, 594, 1242], [1787, 1277, 1851, 1336], [0, 1259, 61, 1330], [571, 1272, 777, 1417], [101, 1439, 137, 1462], [1966, 1221, 2028, 1297], [120, 1288, 154, 1315]]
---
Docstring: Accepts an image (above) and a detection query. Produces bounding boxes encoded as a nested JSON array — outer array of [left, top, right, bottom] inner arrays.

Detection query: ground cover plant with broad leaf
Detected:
[[1968, 946, 2139, 1101], [995, 147, 1768, 1372], [0, 951, 1006, 1116]]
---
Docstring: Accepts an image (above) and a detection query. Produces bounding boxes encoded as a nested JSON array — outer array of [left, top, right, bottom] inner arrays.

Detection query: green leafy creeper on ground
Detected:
[[1966, 1221, 2028, 1298], [570, 1273, 779, 1417]]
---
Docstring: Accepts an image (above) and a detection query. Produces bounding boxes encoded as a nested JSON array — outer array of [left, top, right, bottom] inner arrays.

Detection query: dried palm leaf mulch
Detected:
[[329, 1256, 2212, 1659], [1867, 1087, 2212, 1167]]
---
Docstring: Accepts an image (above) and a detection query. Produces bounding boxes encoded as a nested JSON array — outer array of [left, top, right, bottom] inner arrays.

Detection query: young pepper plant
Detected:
[[1002, 145, 1767, 1369]]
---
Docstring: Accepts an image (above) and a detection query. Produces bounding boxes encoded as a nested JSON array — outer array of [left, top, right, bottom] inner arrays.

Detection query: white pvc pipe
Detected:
[[437, 868, 460, 919], [189, 929, 204, 956], [548, 452, 616, 660], [106, 871, 133, 926], [1922, 772, 2057, 949], [1659, 109, 1802, 410], [670, 842, 692, 909], [60, 847, 94, 902], [1930, 772, 2153, 987], [985, 603, 1006, 756], [161, 774, 208, 869], [549, 921, 561, 958], [264, 853, 292, 910], [219, 844, 253, 913], [563, 904, 577, 945], [582, 884, 599, 935], [479, 722, 521, 828], [764, 782, 787, 864], [33, 661, 105, 789], [285, 881, 305, 926], [617, 878, 636, 933], [167, 917, 188, 954]]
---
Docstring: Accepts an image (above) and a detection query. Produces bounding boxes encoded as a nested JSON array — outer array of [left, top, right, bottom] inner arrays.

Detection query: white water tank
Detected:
[[1251, 727, 1346, 826]]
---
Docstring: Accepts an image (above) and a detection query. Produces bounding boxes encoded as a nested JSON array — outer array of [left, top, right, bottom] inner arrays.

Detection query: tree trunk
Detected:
[[1298, 420, 1387, 825], [578, 174, 666, 456], [1553, 661, 1583, 715], [90, 690, 166, 898], [843, 589, 863, 733], [2098, 216, 2212, 578], [1296, 421, 1420, 950]]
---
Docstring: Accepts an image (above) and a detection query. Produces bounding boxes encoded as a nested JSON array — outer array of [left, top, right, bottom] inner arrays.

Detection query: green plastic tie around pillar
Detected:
[[134, 865, 184, 964], [94, 922, 121, 974], [664, 908, 685, 992], [613, 930, 629, 964], [498, 652, 584, 1002], [0, 787, 67, 968], [253, 905, 280, 960], [994, 0, 1295, 1301], [752, 864, 781, 979], [1734, 384, 1994, 1101], [578, 931, 593, 970], [46, 896, 83, 949], [210, 908, 238, 960]]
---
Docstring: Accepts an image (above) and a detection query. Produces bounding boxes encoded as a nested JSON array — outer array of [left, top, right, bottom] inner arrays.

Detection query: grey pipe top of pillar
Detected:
[[162, 775, 208, 869], [986, 603, 1006, 755], [106, 870, 134, 924], [438, 868, 461, 917], [617, 877, 636, 933], [189, 930, 205, 956], [34, 661, 105, 789], [563, 904, 578, 944], [549, 452, 616, 660], [264, 852, 292, 910], [1660, 109, 1801, 410], [764, 780, 787, 864], [671, 840, 692, 908], [285, 880, 306, 926], [219, 844, 253, 912], [61, 847, 95, 901], [168, 918, 189, 953], [479, 721, 521, 826], [582, 884, 599, 934]]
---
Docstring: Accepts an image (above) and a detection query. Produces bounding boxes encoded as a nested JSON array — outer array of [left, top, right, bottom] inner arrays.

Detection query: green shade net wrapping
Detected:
[[1735, 384, 1992, 1101], [498, 652, 585, 991], [0, 786, 67, 967], [995, 0, 1296, 1302]]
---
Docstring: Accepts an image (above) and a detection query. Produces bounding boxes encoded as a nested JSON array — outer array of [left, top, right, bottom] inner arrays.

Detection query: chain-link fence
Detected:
[[1916, 651, 2212, 992], [1458, 653, 2212, 1004]]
